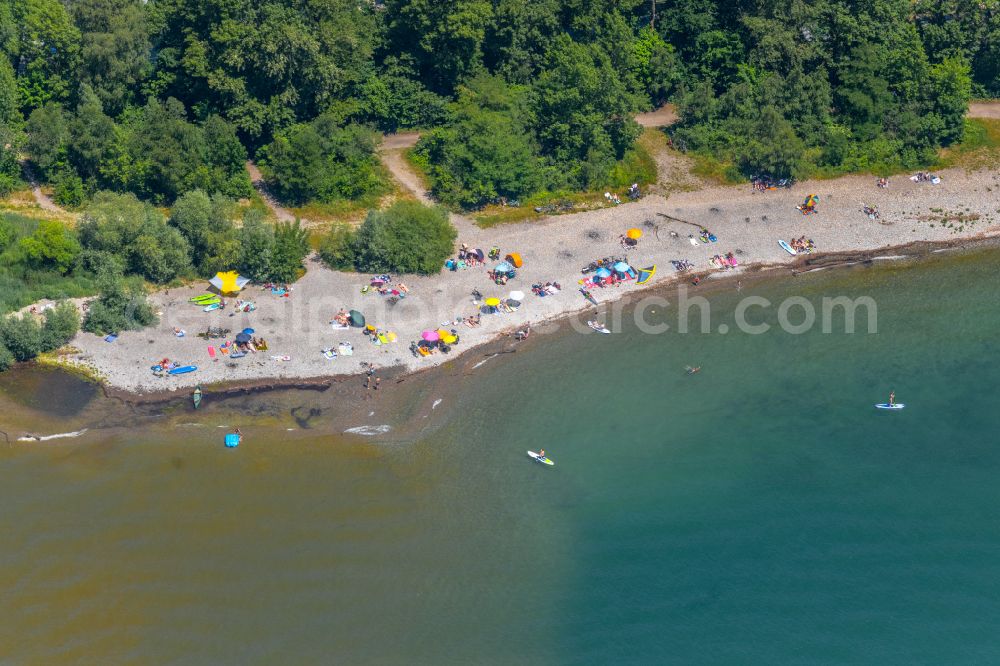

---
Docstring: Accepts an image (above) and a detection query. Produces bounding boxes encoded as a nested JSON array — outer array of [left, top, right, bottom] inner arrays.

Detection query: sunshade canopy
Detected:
[[437, 329, 457, 344], [209, 271, 249, 294], [505, 253, 523, 268], [637, 266, 656, 284]]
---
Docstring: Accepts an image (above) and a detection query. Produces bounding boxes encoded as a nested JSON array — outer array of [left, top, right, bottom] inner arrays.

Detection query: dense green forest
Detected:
[[0, 0, 994, 208]]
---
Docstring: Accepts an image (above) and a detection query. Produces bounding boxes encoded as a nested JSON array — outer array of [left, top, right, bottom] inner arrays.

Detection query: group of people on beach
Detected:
[[911, 171, 940, 184], [863, 204, 881, 220], [789, 237, 815, 253], [711, 252, 739, 269], [532, 282, 561, 296], [751, 177, 792, 191], [331, 309, 352, 327], [365, 275, 409, 297]]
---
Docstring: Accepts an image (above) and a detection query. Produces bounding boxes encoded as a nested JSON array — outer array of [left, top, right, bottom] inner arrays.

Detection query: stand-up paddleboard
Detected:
[[779, 240, 797, 255], [168, 365, 197, 375], [875, 403, 905, 410], [189, 293, 215, 303], [528, 451, 554, 466], [587, 321, 610, 334]]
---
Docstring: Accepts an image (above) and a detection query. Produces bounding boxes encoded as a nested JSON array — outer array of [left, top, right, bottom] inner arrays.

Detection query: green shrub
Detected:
[[52, 169, 86, 208], [318, 223, 357, 270], [352, 201, 456, 274], [20, 220, 81, 273], [0, 342, 12, 371], [269, 220, 310, 283], [82, 271, 158, 335], [78, 192, 192, 283], [237, 209, 274, 282], [0, 315, 43, 362], [41, 301, 80, 351], [168, 190, 237, 274]]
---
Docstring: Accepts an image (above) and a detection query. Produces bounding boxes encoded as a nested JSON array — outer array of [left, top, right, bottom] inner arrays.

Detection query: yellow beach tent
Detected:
[[210, 271, 250, 294]]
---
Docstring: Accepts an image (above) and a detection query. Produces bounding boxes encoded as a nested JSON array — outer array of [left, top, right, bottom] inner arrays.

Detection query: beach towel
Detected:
[[338, 343, 354, 356], [208, 346, 216, 359], [104, 334, 117, 343], [323, 349, 337, 359]]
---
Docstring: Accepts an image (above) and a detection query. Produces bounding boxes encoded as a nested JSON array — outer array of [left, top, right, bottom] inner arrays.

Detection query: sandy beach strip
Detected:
[[62, 167, 1000, 395]]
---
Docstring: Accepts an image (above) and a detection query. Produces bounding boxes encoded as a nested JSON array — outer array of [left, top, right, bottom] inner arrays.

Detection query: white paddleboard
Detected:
[[779, 240, 797, 255], [528, 451, 554, 466], [875, 403, 905, 410], [587, 321, 611, 334]]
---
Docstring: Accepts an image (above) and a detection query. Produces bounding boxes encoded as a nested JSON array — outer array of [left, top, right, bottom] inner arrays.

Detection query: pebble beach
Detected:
[[63, 166, 1000, 395]]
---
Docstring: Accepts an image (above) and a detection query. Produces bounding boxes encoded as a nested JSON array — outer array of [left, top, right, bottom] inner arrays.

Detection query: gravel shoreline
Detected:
[[63, 167, 1000, 397]]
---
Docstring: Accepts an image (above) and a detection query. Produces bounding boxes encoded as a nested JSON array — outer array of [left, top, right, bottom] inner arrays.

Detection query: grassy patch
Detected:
[[289, 197, 375, 224], [475, 190, 614, 228], [687, 153, 741, 184], [936, 118, 1000, 170], [0, 212, 98, 314], [607, 137, 658, 188]]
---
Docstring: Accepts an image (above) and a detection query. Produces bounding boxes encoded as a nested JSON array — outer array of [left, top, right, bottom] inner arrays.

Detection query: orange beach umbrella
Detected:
[[626, 228, 642, 240]]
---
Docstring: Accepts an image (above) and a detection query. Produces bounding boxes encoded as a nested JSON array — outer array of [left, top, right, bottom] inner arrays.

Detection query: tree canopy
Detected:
[[0, 0, 987, 206]]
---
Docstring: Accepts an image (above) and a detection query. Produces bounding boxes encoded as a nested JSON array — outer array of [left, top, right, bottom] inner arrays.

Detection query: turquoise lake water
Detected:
[[2, 249, 1000, 663]]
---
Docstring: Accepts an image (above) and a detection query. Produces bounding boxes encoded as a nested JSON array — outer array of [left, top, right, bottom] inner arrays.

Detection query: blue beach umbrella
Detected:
[[595, 267, 612, 278], [495, 261, 513, 273], [613, 261, 631, 273]]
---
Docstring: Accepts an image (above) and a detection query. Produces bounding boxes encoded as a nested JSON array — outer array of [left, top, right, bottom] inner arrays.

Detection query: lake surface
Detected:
[[3, 248, 1000, 663]]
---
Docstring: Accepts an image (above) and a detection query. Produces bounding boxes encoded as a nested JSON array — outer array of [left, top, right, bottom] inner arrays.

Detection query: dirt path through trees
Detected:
[[245, 161, 297, 222], [19, 159, 65, 214]]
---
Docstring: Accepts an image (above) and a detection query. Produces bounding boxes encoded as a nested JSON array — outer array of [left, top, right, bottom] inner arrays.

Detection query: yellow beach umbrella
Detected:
[[484, 297, 501, 307], [437, 329, 458, 344], [626, 228, 643, 240], [210, 271, 249, 294]]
